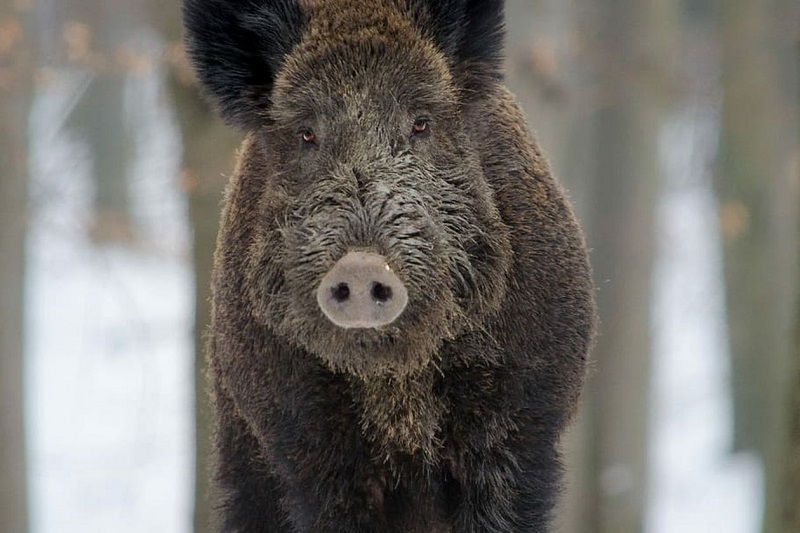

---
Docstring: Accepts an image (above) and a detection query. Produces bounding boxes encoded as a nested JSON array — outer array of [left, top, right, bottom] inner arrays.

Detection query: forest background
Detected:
[[1, 0, 798, 531]]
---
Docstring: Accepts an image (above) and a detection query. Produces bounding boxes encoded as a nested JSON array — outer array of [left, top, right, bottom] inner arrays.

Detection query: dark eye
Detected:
[[301, 128, 316, 144], [412, 118, 429, 136]]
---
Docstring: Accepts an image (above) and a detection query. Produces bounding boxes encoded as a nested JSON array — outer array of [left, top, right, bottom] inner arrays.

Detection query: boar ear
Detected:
[[183, 0, 307, 129], [412, 0, 505, 95]]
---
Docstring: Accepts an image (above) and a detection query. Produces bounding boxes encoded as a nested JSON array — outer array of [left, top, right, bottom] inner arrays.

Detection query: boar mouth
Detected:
[[354, 330, 398, 349]]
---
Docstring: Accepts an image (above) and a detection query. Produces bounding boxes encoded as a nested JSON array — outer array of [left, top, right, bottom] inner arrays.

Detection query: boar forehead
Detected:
[[271, 1, 457, 123]]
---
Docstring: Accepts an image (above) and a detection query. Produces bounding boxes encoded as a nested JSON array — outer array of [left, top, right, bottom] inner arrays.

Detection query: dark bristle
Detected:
[[410, 0, 506, 94], [182, 0, 307, 129]]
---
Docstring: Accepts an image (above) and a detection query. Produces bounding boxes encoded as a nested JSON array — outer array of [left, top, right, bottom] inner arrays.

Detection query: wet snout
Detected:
[[316, 251, 408, 329]]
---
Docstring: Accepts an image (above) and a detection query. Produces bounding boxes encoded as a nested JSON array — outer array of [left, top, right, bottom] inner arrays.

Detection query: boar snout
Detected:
[[316, 251, 408, 329]]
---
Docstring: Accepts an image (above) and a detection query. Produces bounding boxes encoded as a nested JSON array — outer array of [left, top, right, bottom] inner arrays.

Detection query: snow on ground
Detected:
[[26, 61, 193, 533], [646, 106, 762, 532]]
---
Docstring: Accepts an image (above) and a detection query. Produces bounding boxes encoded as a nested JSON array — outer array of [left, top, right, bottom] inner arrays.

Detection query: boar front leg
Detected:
[[213, 381, 293, 533], [443, 353, 562, 532], [267, 397, 390, 533], [221, 347, 389, 532], [446, 434, 560, 533]]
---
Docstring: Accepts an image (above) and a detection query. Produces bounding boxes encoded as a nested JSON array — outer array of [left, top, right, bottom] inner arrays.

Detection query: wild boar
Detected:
[[183, 0, 596, 531]]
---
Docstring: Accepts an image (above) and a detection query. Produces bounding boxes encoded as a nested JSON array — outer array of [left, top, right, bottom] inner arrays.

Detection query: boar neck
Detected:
[[349, 365, 445, 471]]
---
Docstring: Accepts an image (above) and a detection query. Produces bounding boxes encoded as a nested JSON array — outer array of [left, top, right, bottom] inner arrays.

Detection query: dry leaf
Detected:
[[719, 200, 750, 242], [0, 17, 22, 56]]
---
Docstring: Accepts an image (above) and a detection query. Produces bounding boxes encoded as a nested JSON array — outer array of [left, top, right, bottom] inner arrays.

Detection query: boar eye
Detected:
[[300, 128, 317, 145], [412, 118, 430, 137]]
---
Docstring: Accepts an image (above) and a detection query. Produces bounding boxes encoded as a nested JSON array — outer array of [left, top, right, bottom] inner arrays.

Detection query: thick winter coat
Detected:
[[183, 0, 596, 531]]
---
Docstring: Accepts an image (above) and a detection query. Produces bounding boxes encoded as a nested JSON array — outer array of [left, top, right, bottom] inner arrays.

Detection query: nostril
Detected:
[[371, 282, 393, 303], [331, 283, 351, 303]]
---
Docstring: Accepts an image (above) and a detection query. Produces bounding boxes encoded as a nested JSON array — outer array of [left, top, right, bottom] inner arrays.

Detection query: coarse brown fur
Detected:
[[184, 0, 596, 531]]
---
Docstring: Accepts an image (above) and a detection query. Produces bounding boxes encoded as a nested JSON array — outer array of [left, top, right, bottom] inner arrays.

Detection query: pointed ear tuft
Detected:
[[411, 0, 505, 96], [183, 0, 307, 129]]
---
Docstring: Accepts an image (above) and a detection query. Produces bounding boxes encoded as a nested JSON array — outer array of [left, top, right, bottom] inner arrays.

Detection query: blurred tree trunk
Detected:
[[784, 11, 800, 531], [146, 3, 241, 531], [717, 1, 798, 531], [177, 85, 240, 533], [789, 320, 800, 531], [62, 0, 139, 243], [504, 2, 596, 530], [506, 2, 678, 530], [0, 1, 35, 531], [579, 1, 677, 530]]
